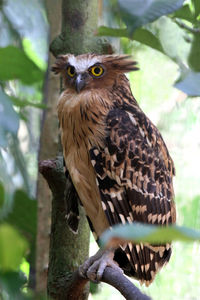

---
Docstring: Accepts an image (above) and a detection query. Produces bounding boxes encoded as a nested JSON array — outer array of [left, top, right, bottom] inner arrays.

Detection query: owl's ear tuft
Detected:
[[103, 55, 139, 74], [51, 55, 67, 74]]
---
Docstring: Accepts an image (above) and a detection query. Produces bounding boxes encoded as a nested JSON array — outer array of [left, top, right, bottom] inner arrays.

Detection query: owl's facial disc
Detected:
[[66, 57, 106, 92]]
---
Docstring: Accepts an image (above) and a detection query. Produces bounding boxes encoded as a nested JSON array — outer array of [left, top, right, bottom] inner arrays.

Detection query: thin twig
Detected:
[[174, 18, 200, 33]]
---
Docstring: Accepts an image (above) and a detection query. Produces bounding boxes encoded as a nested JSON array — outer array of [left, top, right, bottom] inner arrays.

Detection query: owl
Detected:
[[52, 54, 176, 286]]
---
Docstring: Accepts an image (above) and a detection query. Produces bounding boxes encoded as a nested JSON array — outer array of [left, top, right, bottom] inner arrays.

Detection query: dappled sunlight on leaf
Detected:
[[22, 38, 47, 71], [0, 46, 44, 84]]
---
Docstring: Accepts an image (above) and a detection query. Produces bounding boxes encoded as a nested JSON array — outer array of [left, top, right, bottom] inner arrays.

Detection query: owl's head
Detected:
[[52, 54, 138, 93]]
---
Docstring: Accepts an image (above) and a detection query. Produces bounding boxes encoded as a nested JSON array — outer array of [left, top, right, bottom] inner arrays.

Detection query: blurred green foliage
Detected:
[[0, 46, 43, 84], [0, 182, 4, 209], [0, 0, 199, 299], [99, 0, 200, 97], [0, 224, 28, 272], [0, 0, 47, 298]]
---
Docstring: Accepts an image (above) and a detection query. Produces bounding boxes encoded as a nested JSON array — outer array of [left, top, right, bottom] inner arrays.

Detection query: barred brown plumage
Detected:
[[53, 53, 176, 286]]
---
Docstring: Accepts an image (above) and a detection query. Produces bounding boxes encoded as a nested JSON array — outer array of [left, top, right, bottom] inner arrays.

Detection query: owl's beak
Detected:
[[75, 73, 86, 93]]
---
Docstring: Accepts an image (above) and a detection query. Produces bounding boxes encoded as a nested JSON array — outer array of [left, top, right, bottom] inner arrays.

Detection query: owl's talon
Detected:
[[79, 248, 123, 282]]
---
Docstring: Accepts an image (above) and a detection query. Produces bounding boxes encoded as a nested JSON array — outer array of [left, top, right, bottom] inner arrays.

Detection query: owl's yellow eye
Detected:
[[67, 65, 76, 77], [89, 65, 104, 77]]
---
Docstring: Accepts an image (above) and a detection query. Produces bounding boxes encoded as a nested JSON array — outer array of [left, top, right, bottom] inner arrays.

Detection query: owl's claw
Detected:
[[79, 248, 123, 283]]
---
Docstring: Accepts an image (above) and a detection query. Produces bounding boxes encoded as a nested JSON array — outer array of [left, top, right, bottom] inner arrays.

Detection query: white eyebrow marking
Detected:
[[68, 55, 101, 73]]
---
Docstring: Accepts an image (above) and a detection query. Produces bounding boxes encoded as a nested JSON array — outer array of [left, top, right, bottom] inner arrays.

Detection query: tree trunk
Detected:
[[50, 0, 111, 57], [37, 0, 112, 299]]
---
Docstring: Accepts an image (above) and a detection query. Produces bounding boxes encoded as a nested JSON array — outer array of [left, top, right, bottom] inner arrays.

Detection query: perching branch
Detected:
[[101, 267, 151, 300], [39, 158, 152, 300], [64, 267, 152, 300]]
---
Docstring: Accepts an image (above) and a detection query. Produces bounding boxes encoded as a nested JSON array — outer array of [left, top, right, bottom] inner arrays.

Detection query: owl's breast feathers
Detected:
[[58, 74, 176, 286]]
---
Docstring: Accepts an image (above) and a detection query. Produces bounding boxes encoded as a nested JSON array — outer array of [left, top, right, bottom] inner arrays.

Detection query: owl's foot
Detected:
[[79, 248, 123, 282]]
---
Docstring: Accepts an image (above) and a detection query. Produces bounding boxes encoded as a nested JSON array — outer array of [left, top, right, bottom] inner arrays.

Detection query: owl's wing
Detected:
[[89, 107, 176, 284]]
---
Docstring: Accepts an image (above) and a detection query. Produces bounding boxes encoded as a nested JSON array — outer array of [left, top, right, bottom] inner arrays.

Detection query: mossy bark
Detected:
[[50, 0, 112, 57], [41, 158, 89, 300], [46, 0, 111, 299]]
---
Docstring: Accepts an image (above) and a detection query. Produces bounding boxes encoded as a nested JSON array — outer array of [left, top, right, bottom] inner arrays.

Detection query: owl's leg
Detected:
[[79, 248, 123, 282]]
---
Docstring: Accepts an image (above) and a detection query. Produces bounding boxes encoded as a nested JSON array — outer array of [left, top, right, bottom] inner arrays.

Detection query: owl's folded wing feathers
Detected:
[[89, 106, 176, 284]]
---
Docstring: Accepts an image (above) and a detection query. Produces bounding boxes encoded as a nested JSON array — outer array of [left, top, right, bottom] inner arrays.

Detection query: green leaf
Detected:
[[10, 96, 46, 109], [0, 90, 19, 147], [192, 0, 200, 18], [6, 190, 37, 243], [133, 28, 164, 53], [97, 26, 128, 38], [0, 271, 27, 294], [22, 38, 47, 71], [174, 70, 200, 96], [188, 33, 200, 72], [97, 26, 164, 54], [0, 224, 28, 271], [0, 46, 44, 84], [100, 223, 200, 248], [118, 0, 185, 34], [172, 4, 195, 22]]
